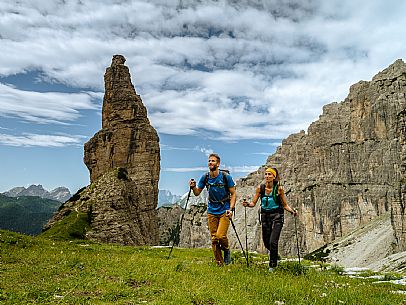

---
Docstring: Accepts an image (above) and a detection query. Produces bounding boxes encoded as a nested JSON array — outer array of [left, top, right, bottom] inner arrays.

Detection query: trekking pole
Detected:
[[167, 184, 192, 259], [293, 209, 301, 264], [229, 213, 249, 267], [243, 198, 249, 267]]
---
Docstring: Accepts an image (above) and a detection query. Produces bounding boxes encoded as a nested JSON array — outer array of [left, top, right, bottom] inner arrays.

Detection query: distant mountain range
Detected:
[[0, 194, 62, 235], [2, 185, 71, 203], [158, 189, 209, 208], [176, 188, 208, 209], [158, 190, 182, 207]]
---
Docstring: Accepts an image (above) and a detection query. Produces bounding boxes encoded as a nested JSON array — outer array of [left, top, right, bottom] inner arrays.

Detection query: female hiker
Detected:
[[242, 167, 297, 271]]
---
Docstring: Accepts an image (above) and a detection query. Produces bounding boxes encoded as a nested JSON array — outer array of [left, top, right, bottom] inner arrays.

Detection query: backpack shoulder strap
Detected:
[[272, 183, 282, 206], [260, 184, 265, 199], [221, 170, 229, 193]]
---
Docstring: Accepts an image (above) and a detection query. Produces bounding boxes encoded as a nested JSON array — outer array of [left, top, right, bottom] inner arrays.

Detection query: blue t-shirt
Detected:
[[198, 171, 235, 215]]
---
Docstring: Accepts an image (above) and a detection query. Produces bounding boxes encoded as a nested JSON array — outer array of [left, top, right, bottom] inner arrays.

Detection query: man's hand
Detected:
[[226, 209, 233, 217], [189, 179, 196, 188], [242, 198, 249, 207]]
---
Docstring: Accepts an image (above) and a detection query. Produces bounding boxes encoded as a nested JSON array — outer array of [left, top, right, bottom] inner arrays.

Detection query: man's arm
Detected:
[[228, 186, 236, 210], [189, 179, 203, 196], [225, 186, 236, 217]]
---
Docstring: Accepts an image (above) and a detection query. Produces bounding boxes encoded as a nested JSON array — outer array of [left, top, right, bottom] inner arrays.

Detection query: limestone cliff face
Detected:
[[46, 55, 160, 245], [158, 203, 210, 248], [238, 59, 406, 255], [395, 96, 406, 250]]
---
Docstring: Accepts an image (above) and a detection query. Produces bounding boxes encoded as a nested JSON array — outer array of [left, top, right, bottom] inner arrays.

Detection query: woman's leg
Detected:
[[269, 213, 284, 267], [261, 212, 272, 251]]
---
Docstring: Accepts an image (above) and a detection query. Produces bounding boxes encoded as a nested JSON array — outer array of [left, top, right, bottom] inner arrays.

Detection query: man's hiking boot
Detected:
[[268, 267, 274, 272], [224, 249, 231, 265]]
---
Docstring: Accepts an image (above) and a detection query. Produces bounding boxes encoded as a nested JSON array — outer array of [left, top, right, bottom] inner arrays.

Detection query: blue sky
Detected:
[[0, 0, 406, 196]]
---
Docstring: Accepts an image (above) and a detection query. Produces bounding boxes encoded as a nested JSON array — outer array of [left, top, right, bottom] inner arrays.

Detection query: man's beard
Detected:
[[209, 165, 217, 172]]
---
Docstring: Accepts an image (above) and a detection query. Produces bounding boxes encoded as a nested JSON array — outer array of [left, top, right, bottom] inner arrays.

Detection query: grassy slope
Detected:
[[0, 230, 405, 305]]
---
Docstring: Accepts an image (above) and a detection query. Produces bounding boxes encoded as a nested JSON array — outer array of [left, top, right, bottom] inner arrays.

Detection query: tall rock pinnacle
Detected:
[[84, 54, 160, 184], [44, 55, 160, 245]]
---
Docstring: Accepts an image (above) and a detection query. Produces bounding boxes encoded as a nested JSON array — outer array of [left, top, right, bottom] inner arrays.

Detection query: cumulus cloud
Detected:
[[0, 83, 100, 124], [0, 0, 405, 141], [0, 133, 84, 147], [163, 166, 207, 172], [196, 146, 214, 156], [162, 165, 260, 173]]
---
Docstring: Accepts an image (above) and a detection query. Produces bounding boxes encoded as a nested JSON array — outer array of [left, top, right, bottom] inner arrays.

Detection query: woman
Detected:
[[242, 167, 298, 271]]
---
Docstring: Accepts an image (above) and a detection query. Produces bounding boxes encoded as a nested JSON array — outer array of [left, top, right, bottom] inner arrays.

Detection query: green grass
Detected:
[[40, 210, 91, 240], [0, 230, 405, 305]]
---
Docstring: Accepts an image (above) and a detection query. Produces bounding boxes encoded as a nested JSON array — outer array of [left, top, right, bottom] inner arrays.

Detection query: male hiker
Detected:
[[189, 153, 236, 265]]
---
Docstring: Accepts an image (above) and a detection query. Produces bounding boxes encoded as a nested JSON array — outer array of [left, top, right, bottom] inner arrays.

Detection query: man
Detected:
[[189, 153, 236, 265]]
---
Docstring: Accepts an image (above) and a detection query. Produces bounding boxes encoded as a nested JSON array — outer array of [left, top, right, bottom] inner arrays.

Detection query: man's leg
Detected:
[[217, 213, 230, 249], [217, 213, 231, 264], [207, 214, 223, 265]]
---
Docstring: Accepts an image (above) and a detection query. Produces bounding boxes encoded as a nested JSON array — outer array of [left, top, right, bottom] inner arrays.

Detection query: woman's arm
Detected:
[[242, 185, 261, 208]]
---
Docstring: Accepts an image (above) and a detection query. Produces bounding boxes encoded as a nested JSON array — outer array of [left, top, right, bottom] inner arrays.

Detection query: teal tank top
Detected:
[[261, 193, 279, 211]]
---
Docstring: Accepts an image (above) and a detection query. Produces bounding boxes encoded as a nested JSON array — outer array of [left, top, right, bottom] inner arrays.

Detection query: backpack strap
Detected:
[[222, 170, 229, 195], [205, 170, 230, 204], [259, 184, 265, 199], [272, 184, 282, 207], [260, 183, 282, 209]]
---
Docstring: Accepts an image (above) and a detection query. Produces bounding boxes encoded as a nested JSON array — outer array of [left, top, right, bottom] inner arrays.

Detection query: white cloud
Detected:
[[227, 165, 261, 173], [196, 146, 214, 157], [0, 133, 84, 147], [162, 165, 260, 173], [163, 166, 207, 172], [160, 144, 192, 151], [0, 83, 100, 124], [0, 0, 405, 140]]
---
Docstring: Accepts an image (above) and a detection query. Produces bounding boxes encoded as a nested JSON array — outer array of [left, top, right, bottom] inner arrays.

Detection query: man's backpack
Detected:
[[203, 169, 230, 204]]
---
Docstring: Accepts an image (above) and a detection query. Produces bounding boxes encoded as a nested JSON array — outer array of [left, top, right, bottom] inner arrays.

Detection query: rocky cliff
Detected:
[[159, 59, 406, 258], [238, 59, 406, 256], [45, 55, 160, 245]]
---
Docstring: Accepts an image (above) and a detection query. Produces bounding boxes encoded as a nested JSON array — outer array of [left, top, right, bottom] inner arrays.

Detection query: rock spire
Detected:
[[45, 55, 160, 245]]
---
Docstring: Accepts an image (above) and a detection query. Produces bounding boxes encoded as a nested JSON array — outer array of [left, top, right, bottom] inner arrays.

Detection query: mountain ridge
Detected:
[[2, 184, 71, 203]]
